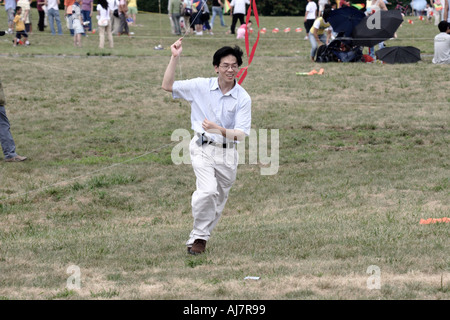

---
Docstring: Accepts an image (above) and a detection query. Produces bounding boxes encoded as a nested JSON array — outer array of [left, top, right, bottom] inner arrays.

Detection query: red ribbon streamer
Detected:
[[238, 0, 260, 85]]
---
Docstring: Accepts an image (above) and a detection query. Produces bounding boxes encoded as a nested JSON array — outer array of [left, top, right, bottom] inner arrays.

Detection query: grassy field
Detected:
[[0, 10, 449, 300]]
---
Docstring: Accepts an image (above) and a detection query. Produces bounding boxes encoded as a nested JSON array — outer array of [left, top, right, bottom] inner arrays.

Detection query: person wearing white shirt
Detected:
[[304, 0, 318, 40], [432, 21, 450, 64], [45, 0, 63, 35], [97, 0, 113, 48], [228, 0, 250, 35], [107, 0, 120, 34], [319, 0, 329, 16], [162, 38, 251, 255]]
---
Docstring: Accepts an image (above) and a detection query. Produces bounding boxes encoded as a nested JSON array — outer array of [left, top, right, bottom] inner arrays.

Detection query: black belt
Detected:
[[196, 132, 235, 148]]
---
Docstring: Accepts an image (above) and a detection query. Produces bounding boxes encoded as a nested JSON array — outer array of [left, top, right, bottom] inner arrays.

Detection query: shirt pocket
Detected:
[[225, 102, 237, 114], [222, 102, 237, 125]]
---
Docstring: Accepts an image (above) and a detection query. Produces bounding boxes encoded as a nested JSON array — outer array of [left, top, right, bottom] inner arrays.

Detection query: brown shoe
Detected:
[[5, 155, 27, 162], [189, 239, 207, 255]]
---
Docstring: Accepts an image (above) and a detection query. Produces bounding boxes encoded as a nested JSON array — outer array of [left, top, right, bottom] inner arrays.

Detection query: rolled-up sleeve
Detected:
[[172, 78, 202, 102], [234, 92, 251, 136]]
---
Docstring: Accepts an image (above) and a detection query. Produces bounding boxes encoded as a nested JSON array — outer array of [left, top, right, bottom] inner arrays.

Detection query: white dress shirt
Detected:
[[172, 77, 251, 143]]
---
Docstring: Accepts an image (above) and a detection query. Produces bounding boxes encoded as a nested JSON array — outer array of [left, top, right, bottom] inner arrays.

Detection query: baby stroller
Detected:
[[316, 36, 363, 63]]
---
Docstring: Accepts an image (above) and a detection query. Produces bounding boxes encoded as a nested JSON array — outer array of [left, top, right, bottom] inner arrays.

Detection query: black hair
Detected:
[[98, 0, 109, 9], [16, 6, 22, 14], [438, 21, 449, 33], [212, 46, 244, 67], [322, 7, 332, 22]]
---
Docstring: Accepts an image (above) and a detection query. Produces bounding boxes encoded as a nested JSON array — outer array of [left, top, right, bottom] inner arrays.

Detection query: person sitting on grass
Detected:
[[13, 6, 30, 46], [432, 20, 450, 64]]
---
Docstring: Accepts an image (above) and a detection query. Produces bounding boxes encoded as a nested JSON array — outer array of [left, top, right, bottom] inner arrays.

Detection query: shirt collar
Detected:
[[210, 77, 238, 99]]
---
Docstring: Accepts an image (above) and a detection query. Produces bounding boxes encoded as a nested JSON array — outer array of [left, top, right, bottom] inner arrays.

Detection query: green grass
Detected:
[[0, 10, 449, 300]]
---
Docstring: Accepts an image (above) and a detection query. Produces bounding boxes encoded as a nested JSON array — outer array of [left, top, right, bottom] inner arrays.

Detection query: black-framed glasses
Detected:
[[219, 64, 239, 71]]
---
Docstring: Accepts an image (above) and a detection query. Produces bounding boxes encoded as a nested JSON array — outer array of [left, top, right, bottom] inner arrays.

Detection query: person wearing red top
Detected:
[[65, 0, 76, 35]]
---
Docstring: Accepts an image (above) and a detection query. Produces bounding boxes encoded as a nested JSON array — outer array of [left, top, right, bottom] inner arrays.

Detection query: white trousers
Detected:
[[98, 24, 114, 49], [186, 136, 238, 247]]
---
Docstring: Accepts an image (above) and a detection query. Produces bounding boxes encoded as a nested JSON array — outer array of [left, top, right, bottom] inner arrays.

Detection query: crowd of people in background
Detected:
[[1, 0, 138, 47], [303, 0, 449, 63], [0, 0, 448, 165], [168, 0, 252, 37], [1, 0, 449, 62]]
